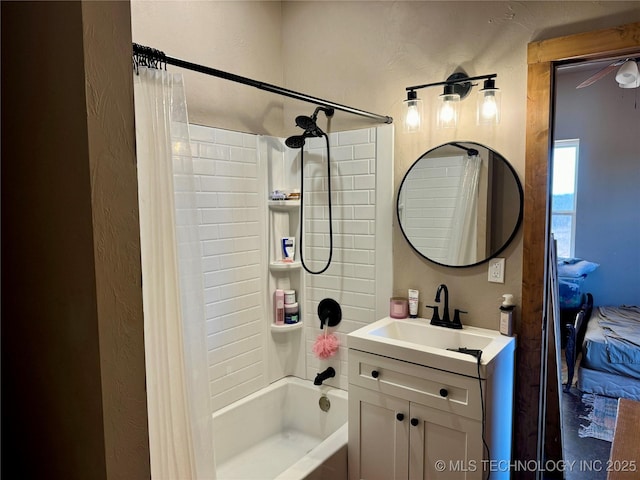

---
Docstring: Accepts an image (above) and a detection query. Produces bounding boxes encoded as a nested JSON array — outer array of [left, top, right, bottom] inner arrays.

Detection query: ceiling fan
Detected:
[[576, 58, 640, 89]]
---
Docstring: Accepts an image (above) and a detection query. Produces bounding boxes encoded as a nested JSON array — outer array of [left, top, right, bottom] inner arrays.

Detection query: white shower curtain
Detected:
[[446, 154, 482, 265], [134, 67, 215, 479]]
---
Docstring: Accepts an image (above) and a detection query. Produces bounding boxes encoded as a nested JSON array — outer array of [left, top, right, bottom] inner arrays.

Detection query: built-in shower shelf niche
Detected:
[[268, 200, 300, 211], [270, 322, 304, 333], [264, 136, 307, 382], [269, 261, 302, 272]]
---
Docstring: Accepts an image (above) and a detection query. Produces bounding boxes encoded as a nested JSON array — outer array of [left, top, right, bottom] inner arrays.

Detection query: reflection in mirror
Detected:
[[397, 141, 523, 267]]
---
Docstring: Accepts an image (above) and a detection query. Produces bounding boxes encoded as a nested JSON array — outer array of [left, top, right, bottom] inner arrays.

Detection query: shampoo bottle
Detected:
[[499, 294, 515, 336]]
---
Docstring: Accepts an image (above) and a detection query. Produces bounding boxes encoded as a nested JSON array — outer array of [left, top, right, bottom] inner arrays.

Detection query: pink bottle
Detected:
[[274, 289, 285, 325]]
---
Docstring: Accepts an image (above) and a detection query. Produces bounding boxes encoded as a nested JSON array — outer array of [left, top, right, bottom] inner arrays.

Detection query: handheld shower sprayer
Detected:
[[284, 135, 307, 149], [284, 106, 336, 275], [285, 107, 334, 148]]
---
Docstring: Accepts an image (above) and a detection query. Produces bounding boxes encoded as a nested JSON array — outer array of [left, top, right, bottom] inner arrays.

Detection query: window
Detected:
[[551, 139, 579, 258]]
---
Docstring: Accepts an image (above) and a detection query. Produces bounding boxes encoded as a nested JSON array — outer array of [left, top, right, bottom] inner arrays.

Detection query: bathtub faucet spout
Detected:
[[314, 367, 336, 385]]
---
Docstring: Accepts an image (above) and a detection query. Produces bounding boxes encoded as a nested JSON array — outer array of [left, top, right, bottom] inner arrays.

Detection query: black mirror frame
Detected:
[[397, 141, 524, 268]]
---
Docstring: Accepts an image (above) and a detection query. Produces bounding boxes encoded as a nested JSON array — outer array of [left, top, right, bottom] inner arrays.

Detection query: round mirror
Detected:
[[397, 141, 523, 268]]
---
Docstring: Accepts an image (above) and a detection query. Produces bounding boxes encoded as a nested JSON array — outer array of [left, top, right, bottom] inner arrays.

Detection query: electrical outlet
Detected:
[[488, 257, 505, 283]]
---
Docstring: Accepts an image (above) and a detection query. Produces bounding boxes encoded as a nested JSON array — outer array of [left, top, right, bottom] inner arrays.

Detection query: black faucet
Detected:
[[435, 284, 450, 323], [427, 284, 464, 329], [314, 367, 336, 385]]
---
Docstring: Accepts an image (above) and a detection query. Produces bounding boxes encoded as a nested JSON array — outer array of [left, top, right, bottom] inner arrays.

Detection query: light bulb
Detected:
[[441, 103, 455, 122], [477, 78, 501, 125], [406, 103, 421, 129], [481, 94, 498, 120], [437, 92, 459, 129], [403, 91, 423, 133]]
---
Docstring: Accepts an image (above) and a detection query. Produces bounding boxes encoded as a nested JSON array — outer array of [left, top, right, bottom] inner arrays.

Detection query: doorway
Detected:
[[552, 52, 639, 478], [520, 21, 640, 478]]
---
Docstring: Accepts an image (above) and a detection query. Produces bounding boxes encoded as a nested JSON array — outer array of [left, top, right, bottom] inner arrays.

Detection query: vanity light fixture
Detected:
[[403, 71, 500, 131]]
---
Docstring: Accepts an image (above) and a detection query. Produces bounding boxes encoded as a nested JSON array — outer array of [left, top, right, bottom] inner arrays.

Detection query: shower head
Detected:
[[295, 115, 318, 131], [295, 114, 326, 138], [286, 106, 335, 149], [285, 134, 307, 149]]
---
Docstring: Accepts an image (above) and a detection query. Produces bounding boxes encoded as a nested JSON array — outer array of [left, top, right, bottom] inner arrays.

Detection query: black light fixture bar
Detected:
[[406, 73, 497, 93], [133, 43, 393, 124]]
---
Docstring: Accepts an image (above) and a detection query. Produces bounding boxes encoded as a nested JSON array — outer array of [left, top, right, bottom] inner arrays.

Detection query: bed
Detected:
[[566, 304, 640, 401]]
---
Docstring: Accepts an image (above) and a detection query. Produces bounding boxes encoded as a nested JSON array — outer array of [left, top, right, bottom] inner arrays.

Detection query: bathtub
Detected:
[[212, 376, 348, 480]]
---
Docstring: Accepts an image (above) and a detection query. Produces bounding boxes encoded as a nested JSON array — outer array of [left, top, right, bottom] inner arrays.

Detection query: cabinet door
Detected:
[[349, 385, 409, 480], [409, 402, 483, 480]]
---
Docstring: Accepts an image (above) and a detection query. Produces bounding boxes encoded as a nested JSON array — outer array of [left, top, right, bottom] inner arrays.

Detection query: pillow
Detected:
[[557, 257, 599, 278]]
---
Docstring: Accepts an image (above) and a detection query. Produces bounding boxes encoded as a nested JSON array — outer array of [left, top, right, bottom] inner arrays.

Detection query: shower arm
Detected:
[[132, 43, 393, 125]]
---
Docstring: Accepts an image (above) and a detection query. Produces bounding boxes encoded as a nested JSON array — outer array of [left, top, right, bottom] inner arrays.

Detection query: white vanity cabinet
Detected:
[[348, 341, 514, 480]]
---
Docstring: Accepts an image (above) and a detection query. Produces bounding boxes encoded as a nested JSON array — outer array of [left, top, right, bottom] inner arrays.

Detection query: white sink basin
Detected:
[[368, 320, 494, 350], [348, 317, 515, 377]]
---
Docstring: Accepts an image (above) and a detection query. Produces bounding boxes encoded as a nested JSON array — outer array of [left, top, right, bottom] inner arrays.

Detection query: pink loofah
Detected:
[[313, 331, 340, 359]]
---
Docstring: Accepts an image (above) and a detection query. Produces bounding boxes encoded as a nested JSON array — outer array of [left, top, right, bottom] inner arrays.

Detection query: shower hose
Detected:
[[299, 133, 333, 275]]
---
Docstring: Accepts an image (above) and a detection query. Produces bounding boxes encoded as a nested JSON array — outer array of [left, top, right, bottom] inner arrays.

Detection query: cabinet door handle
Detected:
[[410, 418, 419, 427], [439, 388, 449, 398], [371, 370, 379, 379], [396, 413, 405, 421]]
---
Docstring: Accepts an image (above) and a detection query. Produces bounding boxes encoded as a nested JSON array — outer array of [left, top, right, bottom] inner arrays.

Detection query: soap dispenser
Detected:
[[499, 294, 515, 336]]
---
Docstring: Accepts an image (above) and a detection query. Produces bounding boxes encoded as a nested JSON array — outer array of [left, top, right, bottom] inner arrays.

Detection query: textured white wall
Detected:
[[131, 1, 285, 135], [82, 3, 150, 475]]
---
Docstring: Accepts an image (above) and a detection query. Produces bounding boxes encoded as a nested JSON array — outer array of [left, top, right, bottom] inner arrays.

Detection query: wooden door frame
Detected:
[[518, 22, 640, 478]]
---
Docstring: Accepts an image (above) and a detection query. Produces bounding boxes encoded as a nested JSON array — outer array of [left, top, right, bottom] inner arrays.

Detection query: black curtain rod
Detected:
[[132, 43, 393, 125], [450, 142, 479, 156]]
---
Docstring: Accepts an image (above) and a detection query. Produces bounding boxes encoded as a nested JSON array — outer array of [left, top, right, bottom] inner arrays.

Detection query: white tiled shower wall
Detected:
[[189, 124, 392, 413], [189, 125, 267, 412], [301, 129, 385, 390], [399, 155, 464, 264]]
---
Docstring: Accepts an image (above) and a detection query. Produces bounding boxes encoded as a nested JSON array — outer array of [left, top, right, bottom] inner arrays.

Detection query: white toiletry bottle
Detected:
[[499, 294, 515, 336], [408, 289, 419, 318]]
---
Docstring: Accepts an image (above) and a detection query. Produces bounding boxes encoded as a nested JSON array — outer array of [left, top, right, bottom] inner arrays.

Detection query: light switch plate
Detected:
[[488, 258, 505, 283]]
